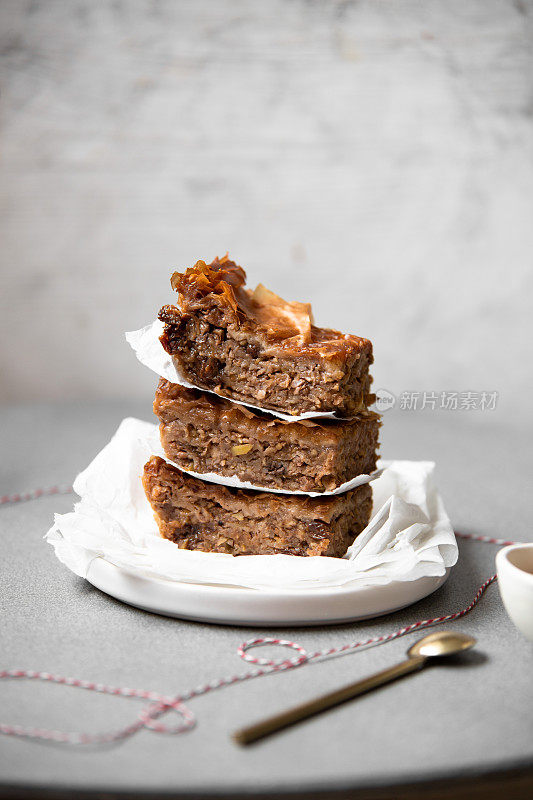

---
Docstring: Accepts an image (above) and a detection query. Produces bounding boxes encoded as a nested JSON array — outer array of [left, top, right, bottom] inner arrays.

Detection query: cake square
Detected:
[[158, 256, 373, 417], [154, 379, 380, 493], [143, 456, 373, 557]]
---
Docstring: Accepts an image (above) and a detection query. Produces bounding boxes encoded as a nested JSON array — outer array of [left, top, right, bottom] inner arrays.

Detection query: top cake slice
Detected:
[[158, 255, 373, 417]]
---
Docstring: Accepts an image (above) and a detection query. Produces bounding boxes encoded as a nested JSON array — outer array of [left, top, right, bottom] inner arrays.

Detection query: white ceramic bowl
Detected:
[[496, 544, 533, 641]]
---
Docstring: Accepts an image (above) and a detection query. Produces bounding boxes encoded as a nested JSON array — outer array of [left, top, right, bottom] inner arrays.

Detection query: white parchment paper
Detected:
[[46, 418, 458, 591], [125, 321, 341, 422], [164, 462, 382, 496]]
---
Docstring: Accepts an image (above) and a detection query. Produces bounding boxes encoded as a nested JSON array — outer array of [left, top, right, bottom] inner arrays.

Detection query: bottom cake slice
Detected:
[[143, 456, 373, 557]]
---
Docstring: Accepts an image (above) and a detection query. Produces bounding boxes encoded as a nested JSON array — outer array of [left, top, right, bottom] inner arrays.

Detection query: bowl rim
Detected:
[[496, 543, 533, 583]]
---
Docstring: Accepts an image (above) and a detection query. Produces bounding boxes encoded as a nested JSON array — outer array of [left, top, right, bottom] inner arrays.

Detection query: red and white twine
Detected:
[[0, 485, 73, 506], [0, 486, 516, 746]]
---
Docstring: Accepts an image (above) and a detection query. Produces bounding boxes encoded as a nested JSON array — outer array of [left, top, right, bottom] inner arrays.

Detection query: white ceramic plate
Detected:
[[86, 559, 451, 627]]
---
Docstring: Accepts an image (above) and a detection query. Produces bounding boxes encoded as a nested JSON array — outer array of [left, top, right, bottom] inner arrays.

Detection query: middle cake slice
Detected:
[[154, 378, 380, 493]]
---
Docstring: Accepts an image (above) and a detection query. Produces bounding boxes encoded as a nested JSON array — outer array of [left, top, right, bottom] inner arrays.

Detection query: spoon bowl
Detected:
[[408, 631, 476, 659]]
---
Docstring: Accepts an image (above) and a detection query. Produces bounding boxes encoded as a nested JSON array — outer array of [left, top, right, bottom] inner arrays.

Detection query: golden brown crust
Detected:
[[154, 378, 380, 444]]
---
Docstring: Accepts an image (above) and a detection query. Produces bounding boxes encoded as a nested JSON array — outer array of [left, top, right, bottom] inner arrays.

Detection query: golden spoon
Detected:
[[233, 630, 476, 745]]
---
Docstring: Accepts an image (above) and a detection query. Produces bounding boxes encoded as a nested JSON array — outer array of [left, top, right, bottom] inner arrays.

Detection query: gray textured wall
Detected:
[[1, 0, 532, 423]]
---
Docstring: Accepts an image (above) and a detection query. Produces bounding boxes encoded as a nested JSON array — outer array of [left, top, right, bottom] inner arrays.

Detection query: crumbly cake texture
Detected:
[[154, 379, 380, 493], [158, 256, 373, 417], [143, 456, 373, 557]]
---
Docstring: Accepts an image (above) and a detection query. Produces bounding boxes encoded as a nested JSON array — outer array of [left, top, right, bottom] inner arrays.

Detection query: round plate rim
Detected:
[[86, 558, 452, 627]]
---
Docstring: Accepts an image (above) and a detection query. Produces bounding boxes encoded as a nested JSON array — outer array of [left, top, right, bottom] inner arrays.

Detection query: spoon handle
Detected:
[[233, 654, 426, 745]]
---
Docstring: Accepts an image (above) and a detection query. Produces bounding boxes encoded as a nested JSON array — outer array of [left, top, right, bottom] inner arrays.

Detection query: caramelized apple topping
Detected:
[[169, 255, 314, 344]]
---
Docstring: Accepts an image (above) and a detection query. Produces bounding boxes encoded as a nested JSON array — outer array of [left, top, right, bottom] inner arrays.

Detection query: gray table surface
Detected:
[[0, 401, 532, 797]]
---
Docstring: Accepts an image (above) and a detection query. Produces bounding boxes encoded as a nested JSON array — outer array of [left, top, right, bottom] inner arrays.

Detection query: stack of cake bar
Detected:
[[142, 256, 380, 558]]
